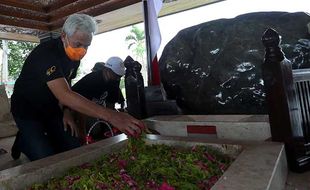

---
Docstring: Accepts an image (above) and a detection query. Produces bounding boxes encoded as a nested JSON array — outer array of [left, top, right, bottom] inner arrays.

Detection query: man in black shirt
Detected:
[[72, 57, 125, 110], [71, 57, 126, 140], [11, 14, 144, 161]]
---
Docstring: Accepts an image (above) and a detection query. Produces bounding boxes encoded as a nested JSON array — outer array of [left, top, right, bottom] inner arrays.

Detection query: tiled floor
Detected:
[[0, 135, 309, 189], [0, 136, 29, 171], [285, 171, 310, 190]]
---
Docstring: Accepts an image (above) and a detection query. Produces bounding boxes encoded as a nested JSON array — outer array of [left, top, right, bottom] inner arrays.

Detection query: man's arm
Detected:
[[47, 77, 144, 136]]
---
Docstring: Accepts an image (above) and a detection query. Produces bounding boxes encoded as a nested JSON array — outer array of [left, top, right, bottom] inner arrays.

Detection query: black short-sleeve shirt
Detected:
[[71, 71, 124, 108], [11, 37, 80, 119]]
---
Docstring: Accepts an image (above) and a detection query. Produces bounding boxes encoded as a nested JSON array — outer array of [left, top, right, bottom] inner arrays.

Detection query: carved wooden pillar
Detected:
[[124, 56, 147, 119], [262, 28, 310, 172]]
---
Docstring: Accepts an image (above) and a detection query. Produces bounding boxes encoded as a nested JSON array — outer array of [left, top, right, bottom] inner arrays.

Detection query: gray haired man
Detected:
[[11, 14, 145, 161]]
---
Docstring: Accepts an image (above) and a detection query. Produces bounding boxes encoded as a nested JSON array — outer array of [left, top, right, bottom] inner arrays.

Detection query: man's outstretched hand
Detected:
[[108, 111, 145, 137]]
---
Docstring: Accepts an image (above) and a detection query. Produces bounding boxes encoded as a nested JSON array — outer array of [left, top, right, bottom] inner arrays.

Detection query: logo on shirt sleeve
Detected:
[[46, 66, 56, 76]]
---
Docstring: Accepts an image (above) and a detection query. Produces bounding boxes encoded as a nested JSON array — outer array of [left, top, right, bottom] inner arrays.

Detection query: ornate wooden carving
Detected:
[[124, 56, 147, 119], [262, 28, 310, 172]]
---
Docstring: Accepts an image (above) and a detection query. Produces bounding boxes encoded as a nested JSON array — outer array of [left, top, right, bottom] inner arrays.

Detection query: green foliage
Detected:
[[1, 40, 38, 80], [125, 25, 146, 61], [119, 77, 125, 89], [30, 135, 234, 190]]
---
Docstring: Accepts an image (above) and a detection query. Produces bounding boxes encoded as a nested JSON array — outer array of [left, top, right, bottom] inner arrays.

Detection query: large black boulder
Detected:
[[159, 11, 310, 114]]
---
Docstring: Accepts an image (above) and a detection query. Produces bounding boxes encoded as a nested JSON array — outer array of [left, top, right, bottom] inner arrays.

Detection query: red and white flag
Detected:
[[144, 0, 163, 85]]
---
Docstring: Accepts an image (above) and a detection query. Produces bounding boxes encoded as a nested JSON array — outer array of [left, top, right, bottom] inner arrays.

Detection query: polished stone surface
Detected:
[[159, 12, 310, 115]]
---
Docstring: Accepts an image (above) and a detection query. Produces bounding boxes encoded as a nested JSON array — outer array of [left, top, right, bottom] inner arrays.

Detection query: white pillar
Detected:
[[1, 40, 8, 83], [0, 48, 2, 83]]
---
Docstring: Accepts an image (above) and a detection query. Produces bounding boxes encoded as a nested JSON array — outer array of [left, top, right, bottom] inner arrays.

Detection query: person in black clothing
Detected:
[[72, 56, 125, 111], [71, 57, 126, 140], [11, 14, 144, 161]]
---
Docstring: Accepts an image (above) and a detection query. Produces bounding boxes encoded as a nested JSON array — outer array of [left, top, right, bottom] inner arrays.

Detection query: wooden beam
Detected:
[[0, 0, 225, 42], [0, 31, 39, 43], [84, 0, 141, 18], [0, 5, 49, 22], [94, 0, 224, 35], [159, 0, 226, 17], [49, 0, 140, 30], [44, 0, 78, 12], [0, 0, 46, 13], [95, 2, 142, 34], [48, 0, 111, 22], [0, 16, 49, 31]]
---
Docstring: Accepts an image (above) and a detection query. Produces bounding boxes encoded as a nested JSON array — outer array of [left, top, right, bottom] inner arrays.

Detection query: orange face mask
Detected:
[[64, 36, 87, 61]]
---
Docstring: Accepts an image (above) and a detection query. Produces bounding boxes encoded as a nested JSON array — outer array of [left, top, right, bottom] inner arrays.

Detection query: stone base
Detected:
[[144, 115, 271, 141], [0, 134, 286, 190]]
